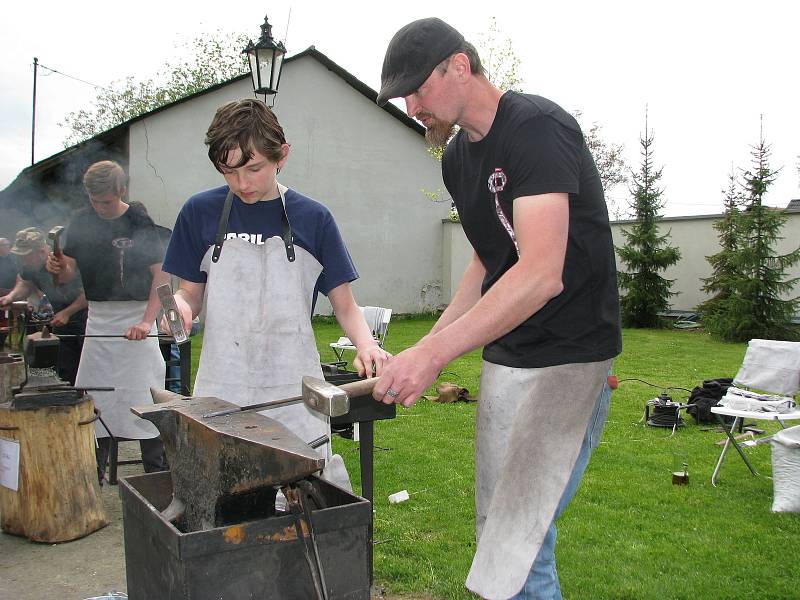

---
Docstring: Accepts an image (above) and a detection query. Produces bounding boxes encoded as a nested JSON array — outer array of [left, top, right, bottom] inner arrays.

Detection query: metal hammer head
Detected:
[[48, 226, 64, 241], [11, 301, 29, 315], [48, 226, 64, 255], [302, 376, 350, 417]]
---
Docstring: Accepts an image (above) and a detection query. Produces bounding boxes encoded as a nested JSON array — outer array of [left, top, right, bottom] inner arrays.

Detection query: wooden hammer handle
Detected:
[[338, 377, 379, 398], [49, 229, 64, 286]]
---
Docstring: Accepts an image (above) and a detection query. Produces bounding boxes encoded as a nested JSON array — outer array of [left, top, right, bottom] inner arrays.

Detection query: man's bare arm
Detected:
[[374, 192, 569, 406], [125, 263, 170, 340], [0, 276, 34, 307], [427, 252, 485, 338]]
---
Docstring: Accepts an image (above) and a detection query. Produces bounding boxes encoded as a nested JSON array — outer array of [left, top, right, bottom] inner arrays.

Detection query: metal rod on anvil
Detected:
[[202, 376, 379, 419], [50, 334, 174, 339], [33, 384, 115, 392]]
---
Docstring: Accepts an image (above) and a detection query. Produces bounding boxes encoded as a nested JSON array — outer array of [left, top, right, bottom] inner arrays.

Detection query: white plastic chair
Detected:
[[329, 306, 392, 365], [711, 339, 800, 486]]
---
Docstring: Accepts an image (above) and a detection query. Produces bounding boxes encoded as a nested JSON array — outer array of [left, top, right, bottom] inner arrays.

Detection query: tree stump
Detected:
[[0, 354, 25, 403], [0, 394, 108, 542]]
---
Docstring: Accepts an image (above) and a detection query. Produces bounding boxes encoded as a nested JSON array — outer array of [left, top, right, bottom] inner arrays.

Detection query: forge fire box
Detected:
[[119, 471, 370, 599]]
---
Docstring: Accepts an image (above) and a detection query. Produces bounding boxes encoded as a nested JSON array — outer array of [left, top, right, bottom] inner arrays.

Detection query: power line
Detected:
[[35, 61, 115, 94]]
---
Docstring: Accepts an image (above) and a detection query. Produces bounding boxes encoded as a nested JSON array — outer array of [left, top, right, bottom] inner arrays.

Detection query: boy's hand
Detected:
[[353, 341, 392, 378]]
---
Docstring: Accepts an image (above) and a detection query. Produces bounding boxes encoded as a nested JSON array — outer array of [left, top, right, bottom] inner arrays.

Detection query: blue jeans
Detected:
[[510, 375, 613, 600]]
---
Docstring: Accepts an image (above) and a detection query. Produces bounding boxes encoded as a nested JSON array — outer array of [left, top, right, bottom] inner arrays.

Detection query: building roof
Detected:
[[2, 46, 423, 194]]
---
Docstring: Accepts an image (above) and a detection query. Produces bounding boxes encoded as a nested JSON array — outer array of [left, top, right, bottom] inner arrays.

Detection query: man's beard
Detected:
[[423, 116, 456, 149]]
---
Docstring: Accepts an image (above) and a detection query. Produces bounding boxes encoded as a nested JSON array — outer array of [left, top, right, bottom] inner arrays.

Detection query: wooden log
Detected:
[[0, 395, 108, 542], [0, 354, 25, 403]]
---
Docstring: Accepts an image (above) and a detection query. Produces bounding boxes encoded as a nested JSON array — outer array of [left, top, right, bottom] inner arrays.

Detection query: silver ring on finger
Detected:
[[385, 388, 400, 398]]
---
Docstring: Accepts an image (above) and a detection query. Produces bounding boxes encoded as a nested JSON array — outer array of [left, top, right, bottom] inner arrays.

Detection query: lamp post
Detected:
[[32, 57, 38, 165], [242, 15, 287, 103]]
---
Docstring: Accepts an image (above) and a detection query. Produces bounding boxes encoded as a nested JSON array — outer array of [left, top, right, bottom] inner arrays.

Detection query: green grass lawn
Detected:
[[190, 322, 800, 599]]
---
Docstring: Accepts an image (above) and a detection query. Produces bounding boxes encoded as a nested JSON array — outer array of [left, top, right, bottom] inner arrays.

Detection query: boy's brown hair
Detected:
[[83, 160, 128, 197], [205, 99, 286, 172]]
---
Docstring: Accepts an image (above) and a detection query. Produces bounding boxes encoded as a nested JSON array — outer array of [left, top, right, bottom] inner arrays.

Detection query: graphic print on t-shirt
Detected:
[[223, 232, 273, 245], [111, 237, 134, 287], [488, 168, 519, 257]]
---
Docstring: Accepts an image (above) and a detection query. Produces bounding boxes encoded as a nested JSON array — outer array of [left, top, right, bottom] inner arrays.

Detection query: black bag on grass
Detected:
[[686, 378, 734, 424]]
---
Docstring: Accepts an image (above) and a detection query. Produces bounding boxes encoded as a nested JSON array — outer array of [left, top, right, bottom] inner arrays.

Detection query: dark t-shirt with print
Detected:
[[63, 206, 164, 301], [442, 91, 621, 368], [0, 256, 18, 290]]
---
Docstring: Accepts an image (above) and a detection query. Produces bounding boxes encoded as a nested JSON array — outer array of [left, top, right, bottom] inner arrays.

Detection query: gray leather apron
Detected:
[[193, 186, 335, 461], [467, 358, 612, 599], [77, 300, 163, 440]]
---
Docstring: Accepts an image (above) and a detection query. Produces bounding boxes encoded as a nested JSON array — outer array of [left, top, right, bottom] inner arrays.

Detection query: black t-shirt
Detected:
[[0, 255, 18, 290], [20, 265, 87, 323], [63, 206, 164, 301], [442, 91, 621, 368]]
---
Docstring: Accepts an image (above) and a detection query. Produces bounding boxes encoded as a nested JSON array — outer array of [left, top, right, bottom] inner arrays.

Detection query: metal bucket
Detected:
[[120, 471, 371, 599]]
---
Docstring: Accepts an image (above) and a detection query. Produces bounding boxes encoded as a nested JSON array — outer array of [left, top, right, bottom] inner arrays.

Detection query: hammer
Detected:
[[202, 376, 379, 419], [48, 226, 64, 286]]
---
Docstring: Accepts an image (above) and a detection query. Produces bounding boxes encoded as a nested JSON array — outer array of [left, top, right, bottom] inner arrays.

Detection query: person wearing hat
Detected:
[[0, 227, 88, 383], [46, 160, 169, 482], [372, 18, 621, 600]]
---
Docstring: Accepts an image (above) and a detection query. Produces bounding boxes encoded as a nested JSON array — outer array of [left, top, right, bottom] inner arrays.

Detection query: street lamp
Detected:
[[242, 15, 286, 102]]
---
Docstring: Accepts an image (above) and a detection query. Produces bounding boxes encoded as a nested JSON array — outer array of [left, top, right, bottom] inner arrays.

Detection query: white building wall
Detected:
[[127, 54, 448, 315], [610, 211, 800, 312], [443, 211, 800, 314]]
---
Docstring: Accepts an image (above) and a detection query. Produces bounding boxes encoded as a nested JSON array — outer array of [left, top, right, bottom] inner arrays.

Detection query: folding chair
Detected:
[[711, 339, 800, 486], [329, 306, 392, 366]]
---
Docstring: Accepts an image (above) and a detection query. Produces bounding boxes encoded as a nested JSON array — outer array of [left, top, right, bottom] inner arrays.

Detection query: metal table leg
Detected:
[[712, 415, 760, 486], [358, 420, 374, 585], [179, 341, 192, 395]]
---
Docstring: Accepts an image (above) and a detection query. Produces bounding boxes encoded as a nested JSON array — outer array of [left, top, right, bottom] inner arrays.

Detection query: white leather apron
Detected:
[[467, 358, 612, 599], [77, 300, 163, 440], [193, 188, 332, 458]]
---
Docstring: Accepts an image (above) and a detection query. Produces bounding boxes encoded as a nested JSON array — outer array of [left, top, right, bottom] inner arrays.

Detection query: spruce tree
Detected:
[[698, 168, 744, 318], [617, 116, 681, 327], [705, 125, 800, 341]]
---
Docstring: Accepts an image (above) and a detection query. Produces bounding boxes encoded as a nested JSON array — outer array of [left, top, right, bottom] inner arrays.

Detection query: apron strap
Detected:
[[278, 184, 295, 263], [212, 186, 295, 263], [211, 189, 235, 264]]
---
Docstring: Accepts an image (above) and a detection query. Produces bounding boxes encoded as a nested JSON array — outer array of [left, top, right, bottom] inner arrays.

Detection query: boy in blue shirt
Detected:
[[163, 99, 388, 481]]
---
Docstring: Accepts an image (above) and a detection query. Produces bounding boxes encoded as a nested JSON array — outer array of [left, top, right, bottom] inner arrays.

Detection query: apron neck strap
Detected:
[[211, 185, 295, 263], [211, 189, 234, 263], [278, 184, 295, 263]]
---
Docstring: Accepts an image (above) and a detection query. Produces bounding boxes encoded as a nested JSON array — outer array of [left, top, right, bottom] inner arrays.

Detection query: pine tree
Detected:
[[617, 115, 681, 327], [698, 168, 744, 318], [705, 123, 800, 341]]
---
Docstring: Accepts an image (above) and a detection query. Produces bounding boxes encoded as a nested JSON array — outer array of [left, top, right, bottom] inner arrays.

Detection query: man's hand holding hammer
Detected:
[[47, 226, 65, 286], [45, 249, 77, 283]]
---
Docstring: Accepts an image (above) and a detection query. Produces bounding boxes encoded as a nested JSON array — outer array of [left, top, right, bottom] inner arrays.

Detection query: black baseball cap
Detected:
[[377, 18, 465, 106]]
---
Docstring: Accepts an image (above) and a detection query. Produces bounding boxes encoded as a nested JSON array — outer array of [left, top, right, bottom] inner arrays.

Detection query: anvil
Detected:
[[133, 390, 325, 532]]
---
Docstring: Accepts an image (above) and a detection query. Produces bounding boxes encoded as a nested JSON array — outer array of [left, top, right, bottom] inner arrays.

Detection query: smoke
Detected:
[[0, 135, 127, 239]]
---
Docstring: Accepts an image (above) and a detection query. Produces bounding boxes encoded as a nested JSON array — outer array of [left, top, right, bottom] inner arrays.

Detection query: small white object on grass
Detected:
[[388, 490, 409, 504]]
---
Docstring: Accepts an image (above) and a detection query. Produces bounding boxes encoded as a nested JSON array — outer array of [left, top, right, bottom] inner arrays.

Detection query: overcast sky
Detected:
[[2, 0, 798, 217]]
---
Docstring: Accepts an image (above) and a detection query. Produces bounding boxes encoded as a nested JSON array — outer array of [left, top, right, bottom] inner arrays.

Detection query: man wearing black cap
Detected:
[[373, 17, 621, 600]]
